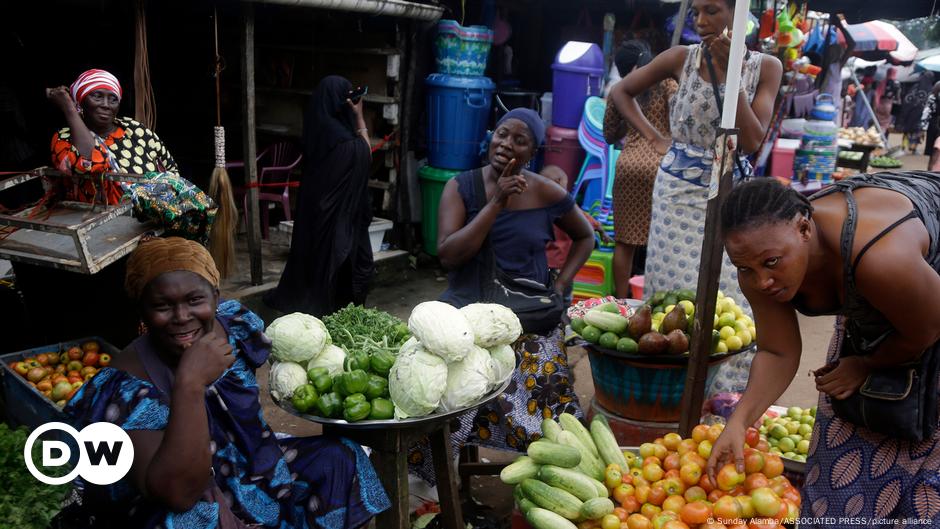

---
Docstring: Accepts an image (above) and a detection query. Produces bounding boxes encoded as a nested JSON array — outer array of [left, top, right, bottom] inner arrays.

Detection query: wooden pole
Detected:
[[671, 0, 691, 47], [241, 3, 263, 285], [677, 0, 751, 437]]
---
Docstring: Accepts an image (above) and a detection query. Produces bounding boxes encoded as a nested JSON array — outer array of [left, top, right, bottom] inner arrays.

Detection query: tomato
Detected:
[[744, 427, 760, 448], [626, 513, 652, 529], [743, 447, 765, 474], [763, 455, 784, 479], [640, 502, 661, 520], [643, 464, 664, 482], [691, 424, 710, 443], [601, 514, 621, 529], [679, 500, 712, 525], [662, 433, 683, 451], [683, 486, 706, 503], [663, 452, 681, 471], [679, 462, 702, 486], [606, 465, 624, 489], [613, 484, 635, 504], [649, 485, 667, 506], [662, 495, 686, 513], [744, 472, 769, 491], [613, 507, 629, 521], [716, 464, 744, 491], [621, 496, 640, 514]]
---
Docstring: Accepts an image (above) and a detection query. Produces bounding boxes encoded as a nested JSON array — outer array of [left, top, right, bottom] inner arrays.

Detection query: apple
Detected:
[[82, 341, 99, 353], [27, 367, 46, 383], [54, 364, 66, 374], [36, 380, 53, 392], [13, 362, 29, 376], [67, 347, 83, 361], [80, 366, 97, 378], [82, 352, 99, 367], [83, 373, 96, 381], [46, 353, 59, 365], [750, 487, 782, 517], [51, 381, 73, 401], [67, 360, 83, 373], [67, 375, 82, 385], [35, 353, 50, 366], [59, 352, 69, 365], [70, 380, 84, 391]]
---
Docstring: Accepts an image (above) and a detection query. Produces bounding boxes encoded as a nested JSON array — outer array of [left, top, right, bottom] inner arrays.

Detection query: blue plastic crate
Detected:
[[0, 336, 119, 431]]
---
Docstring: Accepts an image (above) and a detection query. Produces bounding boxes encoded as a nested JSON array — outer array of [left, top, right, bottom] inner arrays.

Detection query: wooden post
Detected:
[[671, 0, 691, 47], [241, 3, 263, 285], [678, 131, 736, 437]]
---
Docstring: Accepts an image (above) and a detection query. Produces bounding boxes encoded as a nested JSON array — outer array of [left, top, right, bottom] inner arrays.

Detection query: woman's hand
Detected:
[[815, 357, 870, 400], [176, 326, 235, 388], [706, 418, 746, 481], [652, 135, 671, 156], [703, 33, 732, 78], [347, 98, 366, 127], [46, 86, 77, 116], [493, 158, 527, 207]]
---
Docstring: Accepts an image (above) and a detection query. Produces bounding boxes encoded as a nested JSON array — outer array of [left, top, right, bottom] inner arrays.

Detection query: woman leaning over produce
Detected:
[[707, 174, 940, 527], [63, 236, 389, 528]]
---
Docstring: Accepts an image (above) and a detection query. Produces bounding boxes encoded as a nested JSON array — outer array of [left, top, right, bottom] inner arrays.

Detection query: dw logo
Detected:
[[24, 422, 134, 485]]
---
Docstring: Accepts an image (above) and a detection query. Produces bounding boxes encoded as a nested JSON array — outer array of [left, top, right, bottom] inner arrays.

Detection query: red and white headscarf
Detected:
[[69, 69, 122, 104]]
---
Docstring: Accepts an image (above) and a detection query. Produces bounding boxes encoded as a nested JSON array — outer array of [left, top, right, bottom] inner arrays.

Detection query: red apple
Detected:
[[82, 352, 99, 367], [66, 347, 83, 361], [81, 341, 99, 353], [98, 353, 112, 367], [67, 360, 83, 373], [35, 353, 50, 366], [13, 362, 29, 376]]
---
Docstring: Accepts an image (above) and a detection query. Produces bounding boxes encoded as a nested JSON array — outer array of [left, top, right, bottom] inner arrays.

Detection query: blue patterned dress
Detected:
[[64, 300, 390, 529]]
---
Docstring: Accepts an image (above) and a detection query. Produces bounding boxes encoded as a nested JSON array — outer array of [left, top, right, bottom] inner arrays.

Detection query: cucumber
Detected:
[[514, 486, 536, 514], [583, 311, 629, 335], [527, 440, 581, 468], [590, 416, 628, 471], [500, 456, 540, 485], [580, 497, 615, 520], [541, 418, 563, 442], [538, 465, 599, 501], [588, 476, 608, 497], [520, 479, 583, 521], [596, 302, 622, 314], [525, 507, 579, 529], [558, 413, 600, 457], [556, 430, 605, 481]]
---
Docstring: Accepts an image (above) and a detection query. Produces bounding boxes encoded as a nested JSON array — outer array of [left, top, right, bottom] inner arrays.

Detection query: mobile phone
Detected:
[[347, 85, 368, 103]]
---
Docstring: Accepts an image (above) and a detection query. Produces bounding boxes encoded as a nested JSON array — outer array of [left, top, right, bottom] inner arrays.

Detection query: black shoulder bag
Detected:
[[829, 322, 940, 442], [472, 168, 565, 335]]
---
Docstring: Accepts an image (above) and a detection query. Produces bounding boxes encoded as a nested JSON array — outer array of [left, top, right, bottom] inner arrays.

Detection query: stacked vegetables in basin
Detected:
[[267, 301, 522, 422]]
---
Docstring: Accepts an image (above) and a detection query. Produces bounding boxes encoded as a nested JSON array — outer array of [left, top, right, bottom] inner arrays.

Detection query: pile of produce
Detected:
[[503, 415, 802, 529], [570, 290, 754, 356], [7, 340, 109, 407], [837, 150, 863, 161], [838, 126, 883, 147], [757, 406, 816, 463], [267, 302, 521, 422], [869, 155, 902, 169]]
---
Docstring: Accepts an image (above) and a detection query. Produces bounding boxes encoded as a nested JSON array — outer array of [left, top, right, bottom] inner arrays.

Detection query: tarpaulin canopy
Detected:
[[806, 0, 936, 22], [839, 20, 919, 63]]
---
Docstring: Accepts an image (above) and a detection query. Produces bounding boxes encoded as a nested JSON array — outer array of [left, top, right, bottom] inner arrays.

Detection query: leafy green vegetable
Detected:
[[323, 304, 411, 360], [0, 423, 72, 528]]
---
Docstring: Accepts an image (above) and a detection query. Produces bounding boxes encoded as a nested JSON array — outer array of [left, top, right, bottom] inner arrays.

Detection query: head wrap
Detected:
[[304, 75, 358, 165], [125, 236, 220, 300], [70, 69, 122, 105], [615, 40, 652, 76], [495, 108, 545, 147]]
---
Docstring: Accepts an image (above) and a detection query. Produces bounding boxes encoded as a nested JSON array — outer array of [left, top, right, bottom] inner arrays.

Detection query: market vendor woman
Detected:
[[708, 173, 940, 526], [64, 236, 390, 528]]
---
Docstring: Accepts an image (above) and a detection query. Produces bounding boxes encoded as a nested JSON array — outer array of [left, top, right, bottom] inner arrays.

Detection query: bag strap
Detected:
[[702, 48, 750, 180]]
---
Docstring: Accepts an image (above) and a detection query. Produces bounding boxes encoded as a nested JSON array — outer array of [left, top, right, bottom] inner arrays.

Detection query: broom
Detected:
[[134, 0, 156, 130], [208, 8, 237, 278]]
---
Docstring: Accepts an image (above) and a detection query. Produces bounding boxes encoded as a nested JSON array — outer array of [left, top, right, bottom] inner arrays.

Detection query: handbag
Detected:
[[829, 321, 940, 442], [471, 169, 565, 335]]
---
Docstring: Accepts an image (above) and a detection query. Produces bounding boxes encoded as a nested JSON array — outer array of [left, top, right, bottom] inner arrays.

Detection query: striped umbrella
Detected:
[[839, 20, 918, 63]]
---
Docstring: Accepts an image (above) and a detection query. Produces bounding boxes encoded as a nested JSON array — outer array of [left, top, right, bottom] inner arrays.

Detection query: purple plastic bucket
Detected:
[[551, 42, 604, 128]]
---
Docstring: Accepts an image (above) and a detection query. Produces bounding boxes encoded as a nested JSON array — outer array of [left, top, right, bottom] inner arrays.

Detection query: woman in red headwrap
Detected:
[[46, 69, 178, 205]]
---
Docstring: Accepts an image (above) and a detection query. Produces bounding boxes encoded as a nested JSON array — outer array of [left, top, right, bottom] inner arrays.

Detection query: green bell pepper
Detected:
[[291, 384, 319, 414], [369, 350, 395, 377], [369, 398, 394, 420], [316, 392, 343, 418], [332, 373, 348, 397], [345, 351, 370, 372], [343, 393, 372, 422], [307, 367, 333, 395], [364, 374, 389, 400], [339, 369, 369, 395]]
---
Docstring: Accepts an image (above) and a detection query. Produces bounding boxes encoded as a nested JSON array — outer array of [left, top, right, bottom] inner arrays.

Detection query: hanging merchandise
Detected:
[[208, 9, 237, 278]]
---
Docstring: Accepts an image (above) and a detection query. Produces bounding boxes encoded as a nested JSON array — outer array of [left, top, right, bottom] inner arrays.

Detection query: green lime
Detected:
[[663, 294, 679, 307], [570, 317, 587, 333], [599, 332, 619, 349], [652, 305, 665, 314], [616, 337, 639, 354], [676, 289, 696, 302], [581, 325, 602, 344], [649, 291, 667, 307]]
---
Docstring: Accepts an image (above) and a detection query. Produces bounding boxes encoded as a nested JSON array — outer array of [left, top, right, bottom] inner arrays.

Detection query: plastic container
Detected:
[[770, 138, 801, 179], [418, 165, 460, 255], [810, 93, 838, 121], [543, 126, 585, 192], [628, 275, 645, 300], [540, 92, 553, 127], [434, 20, 494, 76], [368, 218, 393, 254], [551, 41, 604, 128], [780, 118, 807, 139], [426, 74, 496, 170]]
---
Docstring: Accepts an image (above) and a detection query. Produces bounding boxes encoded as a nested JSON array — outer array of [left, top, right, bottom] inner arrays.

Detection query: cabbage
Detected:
[[460, 303, 522, 347], [487, 344, 517, 387], [408, 301, 475, 363], [268, 361, 308, 402], [440, 346, 494, 412], [306, 345, 346, 377], [266, 312, 331, 363], [388, 340, 448, 419]]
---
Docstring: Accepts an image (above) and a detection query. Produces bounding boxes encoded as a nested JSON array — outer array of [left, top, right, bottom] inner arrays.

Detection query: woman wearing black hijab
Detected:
[[266, 76, 373, 316]]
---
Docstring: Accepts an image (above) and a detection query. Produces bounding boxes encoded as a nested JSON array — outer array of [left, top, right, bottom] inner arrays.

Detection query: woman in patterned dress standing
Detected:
[[608, 0, 781, 308], [603, 40, 677, 298], [710, 174, 940, 527]]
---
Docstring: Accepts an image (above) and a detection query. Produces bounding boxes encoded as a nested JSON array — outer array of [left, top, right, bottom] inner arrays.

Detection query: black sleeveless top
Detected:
[[791, 171, 940, 350]]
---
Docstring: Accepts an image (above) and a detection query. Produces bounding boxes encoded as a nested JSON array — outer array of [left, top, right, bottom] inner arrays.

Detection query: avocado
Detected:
[[661, 305, 688, 334], [666, 330, 690, 355], [638, 332, 670, 355], [628, 305, 652, 339]]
